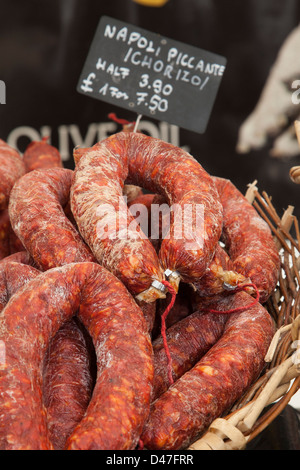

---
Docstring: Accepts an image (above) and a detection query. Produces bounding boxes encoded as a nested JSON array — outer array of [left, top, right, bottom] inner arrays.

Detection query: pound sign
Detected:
[[81, 73, 96, 93]]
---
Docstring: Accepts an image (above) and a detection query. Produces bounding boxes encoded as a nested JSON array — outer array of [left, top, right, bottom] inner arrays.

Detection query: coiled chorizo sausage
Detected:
[[141, 290, 274, 450], [0, 262, 153, 450], [0, 140, 25, 211], [213, 177, 280, 302], [23, 137, 63, 172], [8, 168, 95, 271], [71, 132, 223, 301]]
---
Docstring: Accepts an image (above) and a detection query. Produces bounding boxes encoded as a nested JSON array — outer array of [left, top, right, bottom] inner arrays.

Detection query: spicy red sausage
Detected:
[[71, 134, 165, 301], [0, 209, 10, 260], [152, 307, 228, 400], [0, 261, 40, 311], [8, 168, 95, 271], [213, 177, 280, 302], [128, 192, 246, 297], [0, 262, 153, 450], [193, 243, 248, 297], [126, 133, 223, 288], [43, 317, 94, 450], [8, 168, 154, 331], [140, 290, 274, 450], [0, 259, 93, 449], [0, 140, 25, 211], [71, 132, 223, 300], [23, 137, 63, 172], [0, 250, 36, 267]]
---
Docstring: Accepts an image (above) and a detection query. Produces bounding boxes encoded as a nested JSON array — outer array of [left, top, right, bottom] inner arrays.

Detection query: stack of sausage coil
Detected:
[[0, 129, 297, 450]]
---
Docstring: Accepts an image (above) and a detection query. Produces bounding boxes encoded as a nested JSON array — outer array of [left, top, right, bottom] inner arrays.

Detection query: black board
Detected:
[[77, 16, 227, 134]]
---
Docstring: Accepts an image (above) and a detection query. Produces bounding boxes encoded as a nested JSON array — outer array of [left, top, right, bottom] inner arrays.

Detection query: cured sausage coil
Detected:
[[71, 132, 223, 301], [71, 134, 165, 301], [0, 260, 40, 311], [213, 177, 280, 302], [8, 168, 95, 271], [0, 209, 10, 260], [0, 261, 154, 450], [43, 317, 95, 450], [152, 308, 228, 400], [0, 140, 25, 211], [128, 191, 248, 297], [0, 260, 94, 449], [8, 167, 156, 332], [126, 174, 280, 301], [193, 243, 248, 297], [0, 250, 36, 267], [23, 137, 63, 172], [140, 290, 274, 450]]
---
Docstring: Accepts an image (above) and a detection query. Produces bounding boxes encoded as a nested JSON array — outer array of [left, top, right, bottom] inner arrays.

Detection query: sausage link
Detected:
[[126, 133, 223, 287], [8, 174, 154, 329], [71, 134, 165, 300], [71, 132, 222, 299], [43, 317, 95, 450], [193, 243, 248, 296], [0, 209, 25, 260], [152, 308, 228, 400], [73, 147, 143, 203], [213, 177, 280, 302], [0, 250, 36, 267], [0, 262, 153, 450], [0, 140, 25, 211], [140, 290, 274, 449], [129, 192, 246, 296], [23, 137, 63, 172], [128, 193, 167, 255], [0, 260, 40, 311], [0, 258, 93, 448], [8, 168, 95, 271], [0, 209, 10, 260]]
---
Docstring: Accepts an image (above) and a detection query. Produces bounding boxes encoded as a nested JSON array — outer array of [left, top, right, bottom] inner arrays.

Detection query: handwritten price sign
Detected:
[[77, 16, 227, 134]]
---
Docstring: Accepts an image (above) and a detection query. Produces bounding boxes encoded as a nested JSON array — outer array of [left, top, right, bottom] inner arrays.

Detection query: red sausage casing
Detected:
[[71, 132, 223, 298], [0, 262, 153, 450], [141, 291, 274, 450], [0, 140, 25, 211], [23, 138, 63, 172], [8, 168, 95, 271], [213, 177, 280, 302]]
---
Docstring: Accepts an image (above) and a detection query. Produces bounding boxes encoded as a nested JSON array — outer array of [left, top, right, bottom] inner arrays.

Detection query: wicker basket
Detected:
[[188, 180, 300, 451]]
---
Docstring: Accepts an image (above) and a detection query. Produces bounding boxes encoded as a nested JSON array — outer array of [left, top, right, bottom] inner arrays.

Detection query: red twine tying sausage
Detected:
[[160, 279, 177, 387], [108, 112, 135, 127], [204, 282, 260, 315]]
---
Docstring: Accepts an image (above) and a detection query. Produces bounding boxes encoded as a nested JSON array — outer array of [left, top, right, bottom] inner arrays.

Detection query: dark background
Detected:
[[1, 0, 300, 220]]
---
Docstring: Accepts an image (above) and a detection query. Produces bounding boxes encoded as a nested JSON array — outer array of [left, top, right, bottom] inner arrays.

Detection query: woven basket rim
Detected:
[[188, 180, 300, 451]]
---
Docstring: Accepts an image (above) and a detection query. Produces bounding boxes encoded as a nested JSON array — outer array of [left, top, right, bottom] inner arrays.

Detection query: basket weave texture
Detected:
[[188, 180, 300, 450]]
